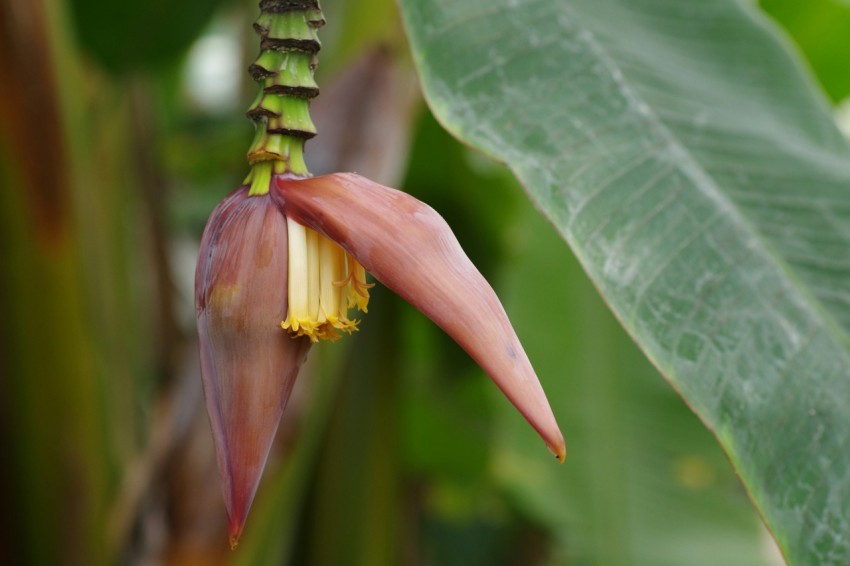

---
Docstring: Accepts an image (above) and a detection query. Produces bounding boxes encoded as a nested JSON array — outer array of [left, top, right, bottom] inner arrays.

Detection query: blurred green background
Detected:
[[0, 0, 846, 564]]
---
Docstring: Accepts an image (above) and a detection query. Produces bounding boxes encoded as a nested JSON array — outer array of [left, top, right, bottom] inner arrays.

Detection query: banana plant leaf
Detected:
[[397, 0, 850, 563]]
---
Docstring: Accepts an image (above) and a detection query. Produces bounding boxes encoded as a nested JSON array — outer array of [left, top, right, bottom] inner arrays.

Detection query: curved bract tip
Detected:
[[274, 173, 565, 461], [551, 440, 567, 464]]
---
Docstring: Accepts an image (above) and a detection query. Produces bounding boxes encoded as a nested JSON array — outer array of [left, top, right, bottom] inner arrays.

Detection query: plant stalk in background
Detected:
[[195, 0, 565, 548]]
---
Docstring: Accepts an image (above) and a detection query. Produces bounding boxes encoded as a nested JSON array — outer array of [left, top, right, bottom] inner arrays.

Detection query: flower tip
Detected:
[[228, 520, 244, 550], [510, 388, 566, 462], [549, 437, 567, 464]]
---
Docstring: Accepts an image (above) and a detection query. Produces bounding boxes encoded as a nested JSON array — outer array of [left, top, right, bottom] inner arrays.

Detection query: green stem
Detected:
[[245, 1, 324, 189]]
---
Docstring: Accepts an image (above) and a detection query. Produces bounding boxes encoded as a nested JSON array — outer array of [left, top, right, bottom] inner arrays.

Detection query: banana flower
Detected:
[[196, 172, 564, 546], [195, 0, 563, 548]]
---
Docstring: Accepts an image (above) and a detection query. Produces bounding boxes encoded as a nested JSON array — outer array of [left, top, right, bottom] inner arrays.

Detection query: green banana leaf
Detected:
[[397, 0, 850, 563]]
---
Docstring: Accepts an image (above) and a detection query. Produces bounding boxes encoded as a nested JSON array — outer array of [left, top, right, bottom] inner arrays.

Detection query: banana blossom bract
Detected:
[[195, 172, 564, 548]]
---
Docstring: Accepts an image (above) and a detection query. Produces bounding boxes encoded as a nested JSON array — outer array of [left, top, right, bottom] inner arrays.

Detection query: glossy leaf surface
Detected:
[[398, 0, 850, 562]]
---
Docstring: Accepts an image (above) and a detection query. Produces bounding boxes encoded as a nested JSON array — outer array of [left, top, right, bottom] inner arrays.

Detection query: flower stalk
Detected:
[[244, 0, 323, 179]]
